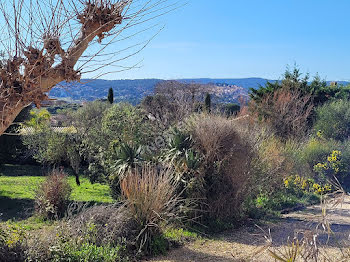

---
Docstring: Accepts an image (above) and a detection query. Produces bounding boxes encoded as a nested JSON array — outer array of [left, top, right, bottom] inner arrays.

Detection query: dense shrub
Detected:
[[35, 170, 72, 219], [186, 114, 259, 221], [314, 99, 350, 141], [301, 138, 340, 172], [221, 103, 240, 116], [102, 103, 149, 145], [22, 111, 82, 182]]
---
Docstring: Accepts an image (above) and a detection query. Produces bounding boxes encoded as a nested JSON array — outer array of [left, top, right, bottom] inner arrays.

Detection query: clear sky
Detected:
[[94, 0, 350, 81]]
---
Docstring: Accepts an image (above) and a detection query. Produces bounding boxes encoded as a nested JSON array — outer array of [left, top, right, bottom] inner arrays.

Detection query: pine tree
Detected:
[[108, 88, 114, 104], [204, 93, 211, 113]]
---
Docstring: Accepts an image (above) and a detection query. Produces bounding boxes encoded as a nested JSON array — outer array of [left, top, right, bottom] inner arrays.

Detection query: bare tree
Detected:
[[0, 0, 174, 136], [250, 88, 314, 138], [154, 80, 206, 113]]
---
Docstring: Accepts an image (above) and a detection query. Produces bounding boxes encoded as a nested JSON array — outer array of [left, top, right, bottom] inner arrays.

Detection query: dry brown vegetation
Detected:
[[35, 169, 72, 219], [121, 165, 187, 253], [188, 114, 258, 220], [250, 88, 313, 139]]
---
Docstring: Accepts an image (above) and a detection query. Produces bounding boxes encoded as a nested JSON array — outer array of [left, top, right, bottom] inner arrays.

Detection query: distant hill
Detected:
[[50, 79, 162, 105], [181, 78, 271, 89], [49, 78, 350, 105]]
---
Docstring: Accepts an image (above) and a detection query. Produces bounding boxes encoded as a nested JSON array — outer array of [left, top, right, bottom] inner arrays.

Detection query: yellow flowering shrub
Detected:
[[0, 223, 26, 248], [283, 175, 331, 195], [314, 150, 343, 179]]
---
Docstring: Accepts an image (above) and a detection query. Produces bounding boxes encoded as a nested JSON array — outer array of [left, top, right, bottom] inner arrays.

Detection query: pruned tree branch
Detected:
[[0, 0, 175, 136]]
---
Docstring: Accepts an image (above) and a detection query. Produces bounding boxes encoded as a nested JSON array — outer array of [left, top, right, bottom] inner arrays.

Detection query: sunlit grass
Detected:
[[0, 175, 114, 203]]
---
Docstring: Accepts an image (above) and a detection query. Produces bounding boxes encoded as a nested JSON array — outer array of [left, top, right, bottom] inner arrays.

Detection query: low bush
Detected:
[[25, 216, 130, 262], [0, 223, 27, 262], [300, 138, 339, 173], [51, 242, 127, 262], [314, 99, 350, 141], [68, 204, 136, 248], [35, 169, 72, 219]]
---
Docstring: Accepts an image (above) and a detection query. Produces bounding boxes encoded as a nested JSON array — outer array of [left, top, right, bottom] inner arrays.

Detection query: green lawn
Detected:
[[0, 176, 113, 203], [0, 165, 114, 203], [0, 164, 114, 228]]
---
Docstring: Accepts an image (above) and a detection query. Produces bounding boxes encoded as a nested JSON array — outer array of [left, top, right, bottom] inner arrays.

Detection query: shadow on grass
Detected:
[[0, 164, 81, 177], [0, 196, 35, 221], [0, 164, 44, 177], [0, 197, 111, 222]]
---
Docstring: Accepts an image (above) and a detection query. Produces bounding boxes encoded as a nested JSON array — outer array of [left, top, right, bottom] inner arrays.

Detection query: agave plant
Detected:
[[163, 128, 193, 165], [163, 128, 202, 183], [110, 142, 144, 180]]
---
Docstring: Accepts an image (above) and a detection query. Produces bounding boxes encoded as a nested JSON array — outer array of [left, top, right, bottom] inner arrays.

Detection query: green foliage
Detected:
[[107, 87, 114, 104], [102, 103, 149, 145], [149, 234, 168, 256], [313, 149, 350, 190], [284, 175, 331, 195], [51, 242, 127, 262], [22, 128, 81, 175], [247, 189, 319, 219], [163, 128, 193, 165], [109, 143, 143, 179], [25, 109, 51, 130], [301, 137, 339, 169], [163, 228, 198, 243], [22, 109, 81, 174], [222, 103, 240, 116], [163, 128, 203, 199], [73, 102, 149, 184], [68, 101, 111, 182], [250, 67, 330, 106], [314, 99, 350, 141]]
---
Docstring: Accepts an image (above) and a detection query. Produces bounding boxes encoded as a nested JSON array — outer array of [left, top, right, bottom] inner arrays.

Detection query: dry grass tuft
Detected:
[[121, 165, 187, 253]]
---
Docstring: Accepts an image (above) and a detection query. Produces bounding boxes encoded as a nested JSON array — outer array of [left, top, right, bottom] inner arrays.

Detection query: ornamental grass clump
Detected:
[[120, 165, 187, 254], [35, 169, 72, 219]]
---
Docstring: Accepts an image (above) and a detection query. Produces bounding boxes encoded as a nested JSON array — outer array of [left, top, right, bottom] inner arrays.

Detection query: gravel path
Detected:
[[147, 196, 350, 262]]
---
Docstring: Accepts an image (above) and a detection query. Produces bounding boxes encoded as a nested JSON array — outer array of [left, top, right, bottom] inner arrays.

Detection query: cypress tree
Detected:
[[107, 87, 114, 104], [204, 93, 211, 113]]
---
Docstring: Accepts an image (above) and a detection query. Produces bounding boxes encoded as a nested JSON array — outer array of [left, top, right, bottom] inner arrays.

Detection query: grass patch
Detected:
[[0, 176, 113, 203], [0, 164, 113, 203], [164, 228, 199, 244]]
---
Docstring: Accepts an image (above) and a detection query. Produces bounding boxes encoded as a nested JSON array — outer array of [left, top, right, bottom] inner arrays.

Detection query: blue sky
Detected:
[[95, 0, 350, 81]]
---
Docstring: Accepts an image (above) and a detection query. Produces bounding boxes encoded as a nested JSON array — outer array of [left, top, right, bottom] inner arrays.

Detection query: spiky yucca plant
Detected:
[[110, 142, 144, 180]]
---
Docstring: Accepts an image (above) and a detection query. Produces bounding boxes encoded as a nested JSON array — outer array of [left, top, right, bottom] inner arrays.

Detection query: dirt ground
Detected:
[[147, 196, 350, 262]]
